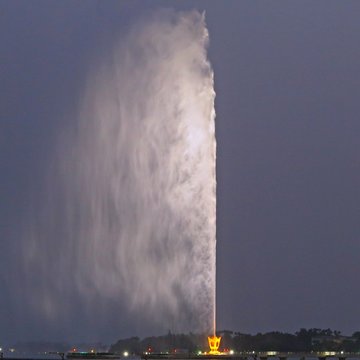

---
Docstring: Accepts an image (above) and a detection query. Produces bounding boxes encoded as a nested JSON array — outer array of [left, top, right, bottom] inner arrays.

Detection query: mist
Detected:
[[20, 9, 216, 338]]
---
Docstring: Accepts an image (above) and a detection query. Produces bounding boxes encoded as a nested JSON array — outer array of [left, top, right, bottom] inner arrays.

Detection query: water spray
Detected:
[[24, 9, 217, 337]]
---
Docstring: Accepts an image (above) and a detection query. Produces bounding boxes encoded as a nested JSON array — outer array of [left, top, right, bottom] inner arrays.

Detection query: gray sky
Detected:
[[1, 0, 360, 344]]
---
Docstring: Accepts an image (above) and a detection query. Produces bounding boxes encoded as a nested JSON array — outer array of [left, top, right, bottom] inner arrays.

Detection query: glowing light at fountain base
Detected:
[[208, 335, 221, 355]]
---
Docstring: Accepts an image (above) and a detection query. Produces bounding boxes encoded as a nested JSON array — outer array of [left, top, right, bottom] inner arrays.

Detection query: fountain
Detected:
[[24, 9, 218, 338]]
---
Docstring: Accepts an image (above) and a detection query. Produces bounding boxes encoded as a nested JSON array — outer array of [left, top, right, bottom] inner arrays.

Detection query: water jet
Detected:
[[25, 8, 217, 339]]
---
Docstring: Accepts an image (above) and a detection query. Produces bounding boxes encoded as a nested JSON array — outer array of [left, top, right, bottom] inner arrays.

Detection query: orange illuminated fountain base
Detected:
[[208, 335, 221, 355]]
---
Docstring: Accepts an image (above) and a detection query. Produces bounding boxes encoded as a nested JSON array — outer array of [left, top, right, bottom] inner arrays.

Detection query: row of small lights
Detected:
[[90, 350, 129, 357], [196, 350, 235, 355], [71, 348, 129, 357], [2, 348, 351, 356], [0, 348, 130, 358]]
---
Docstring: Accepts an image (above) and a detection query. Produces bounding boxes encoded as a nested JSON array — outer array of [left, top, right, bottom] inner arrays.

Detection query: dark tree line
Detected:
[[110, 332, 207, 354], [109, 329, 360, 354]]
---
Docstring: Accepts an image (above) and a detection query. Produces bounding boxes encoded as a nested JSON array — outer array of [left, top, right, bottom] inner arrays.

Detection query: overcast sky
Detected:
[[1, 0, 360, 344]]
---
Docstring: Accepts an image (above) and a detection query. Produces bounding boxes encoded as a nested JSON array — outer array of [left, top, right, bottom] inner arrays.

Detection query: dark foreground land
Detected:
[[3, 329, 360, 359], [110, 329, 360, 354]]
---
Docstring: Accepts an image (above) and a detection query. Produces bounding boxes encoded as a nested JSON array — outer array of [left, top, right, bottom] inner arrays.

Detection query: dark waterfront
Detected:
[[2, 330, 360, 360]]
